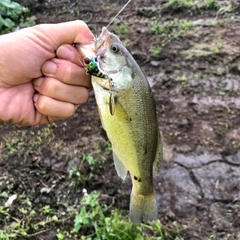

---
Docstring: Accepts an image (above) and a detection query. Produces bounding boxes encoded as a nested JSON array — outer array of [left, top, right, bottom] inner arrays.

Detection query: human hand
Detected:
[[0, 20, 94, 125]]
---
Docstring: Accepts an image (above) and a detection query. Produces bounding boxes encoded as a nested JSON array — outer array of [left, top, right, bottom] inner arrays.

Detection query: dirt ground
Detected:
[[1, 0, 240, 239]]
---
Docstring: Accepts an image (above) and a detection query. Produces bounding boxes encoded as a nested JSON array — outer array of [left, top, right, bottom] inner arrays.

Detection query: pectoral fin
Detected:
[[113, 150, 128, 180], [109, 93, 115, 116]]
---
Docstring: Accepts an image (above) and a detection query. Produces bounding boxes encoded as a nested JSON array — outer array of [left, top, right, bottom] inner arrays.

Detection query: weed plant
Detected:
[[0, 0, 34, 34]]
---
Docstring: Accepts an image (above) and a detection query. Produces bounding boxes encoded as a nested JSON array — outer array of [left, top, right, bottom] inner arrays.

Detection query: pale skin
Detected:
[[0, 20, 94, 125]]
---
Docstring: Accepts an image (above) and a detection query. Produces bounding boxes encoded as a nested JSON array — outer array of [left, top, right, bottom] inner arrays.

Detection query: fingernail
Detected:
[[33, 77, 43, 87], [57, 45, 75, 60], [33, 93, 39, 103], [42, 60, 57, 74]]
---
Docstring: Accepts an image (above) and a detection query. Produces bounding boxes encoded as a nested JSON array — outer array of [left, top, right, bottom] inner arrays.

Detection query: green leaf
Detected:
[[0, 17, 14, 28], [82, 217, 90, 225], [52, 215, 58, 221], [0, 1, 20, 9]]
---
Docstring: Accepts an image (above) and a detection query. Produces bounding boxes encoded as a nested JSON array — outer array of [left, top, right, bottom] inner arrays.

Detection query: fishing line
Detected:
[[106, 0, 132, 29]]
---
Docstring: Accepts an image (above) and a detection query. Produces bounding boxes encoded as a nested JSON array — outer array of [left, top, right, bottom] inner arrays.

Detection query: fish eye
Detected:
[[111, 45, 119, 53], [84, 57, 91, 65]]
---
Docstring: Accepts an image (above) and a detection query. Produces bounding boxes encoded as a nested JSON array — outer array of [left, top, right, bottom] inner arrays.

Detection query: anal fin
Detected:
[[113, 150, 128, 180]]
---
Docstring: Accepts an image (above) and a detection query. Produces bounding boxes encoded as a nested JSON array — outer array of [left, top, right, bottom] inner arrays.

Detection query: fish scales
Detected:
[[79, 27, 162, 224]]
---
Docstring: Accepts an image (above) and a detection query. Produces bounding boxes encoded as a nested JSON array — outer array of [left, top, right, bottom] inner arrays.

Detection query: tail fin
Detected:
[[129, 191, 158, 224]]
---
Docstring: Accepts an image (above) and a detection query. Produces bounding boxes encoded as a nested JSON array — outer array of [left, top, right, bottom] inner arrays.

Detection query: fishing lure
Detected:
[[83, 57, 106, 78]]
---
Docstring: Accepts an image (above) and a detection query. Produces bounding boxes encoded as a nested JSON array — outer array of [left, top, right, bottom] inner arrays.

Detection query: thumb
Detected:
[[27, 20, 95, 51]]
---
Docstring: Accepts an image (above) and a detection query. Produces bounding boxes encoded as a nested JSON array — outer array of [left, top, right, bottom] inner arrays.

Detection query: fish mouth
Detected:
[[75, 28, 110, 59], [95, 29, 109, 61], [76, 44, 96, 63]]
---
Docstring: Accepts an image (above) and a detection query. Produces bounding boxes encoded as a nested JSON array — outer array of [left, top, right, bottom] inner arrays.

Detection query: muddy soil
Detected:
[[1, 0, 240, 239]]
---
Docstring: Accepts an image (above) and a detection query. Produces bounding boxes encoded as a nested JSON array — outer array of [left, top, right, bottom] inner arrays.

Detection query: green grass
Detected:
[[68, 153, 104, 187], [68, 137, 111, 187], [217, 4, 233, 16], [2, 126, 54, 158], [150, 18, 195, 37], [149, 18, 196, 58], [0, 0, 34, 34], [150, 45, 163, 58], [180, 38, 223, 59], [177, 75, 187, 85], [148, 1, 235, 59], [0, 190, 182, 239], [0, 203, 60, 239], [113, 20, 129, 35], [72, 191, 181, 240], [162, 0, 216, 12]]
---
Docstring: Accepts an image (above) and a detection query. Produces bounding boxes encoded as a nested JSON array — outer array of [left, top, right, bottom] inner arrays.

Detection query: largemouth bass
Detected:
[[79, 27, 162, 224]]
